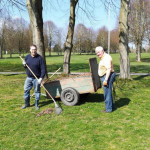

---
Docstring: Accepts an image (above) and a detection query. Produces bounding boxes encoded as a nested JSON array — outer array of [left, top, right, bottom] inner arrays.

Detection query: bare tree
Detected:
[[63, 0, 78, 74], [142, 0, 150, 52], [110, 29, 119, 53], [0, 10, 9, 59], [26, 1, 45, 56], [5, 17, 17, 58], [96, 26, 108, 51], [95, 26, 119, 53], [0, 20, 6, 59], [119, 0, 131, 79], [44, 21, 57, 56], [0, 0, 30, 58], [26, 0, 47, 77], [129, 0, 147, 62], [23, 24, 33, 54], [56, 28, 63, 55], [73, 23, 88, 54], [0, 0, 25, 12], [13, 18, 29, 56], [85, 27, 96, 54]]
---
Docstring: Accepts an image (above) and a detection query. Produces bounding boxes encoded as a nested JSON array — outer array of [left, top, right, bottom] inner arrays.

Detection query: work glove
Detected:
[[38, 78, 42, 84], [22, 60, 26, 67], [103, 80, 108, 86]]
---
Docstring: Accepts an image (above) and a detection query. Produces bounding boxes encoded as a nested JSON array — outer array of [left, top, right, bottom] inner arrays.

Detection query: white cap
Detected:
[[95, 46, 104, 53]]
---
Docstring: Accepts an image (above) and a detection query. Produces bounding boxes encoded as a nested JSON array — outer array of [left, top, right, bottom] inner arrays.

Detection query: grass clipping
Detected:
[[37, 108, 54, 117]]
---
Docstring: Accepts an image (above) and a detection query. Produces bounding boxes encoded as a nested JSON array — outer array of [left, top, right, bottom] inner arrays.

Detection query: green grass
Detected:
[[0, 53, 150, 149], [0, 74, 150, 149], [0, 52, 150, 73]]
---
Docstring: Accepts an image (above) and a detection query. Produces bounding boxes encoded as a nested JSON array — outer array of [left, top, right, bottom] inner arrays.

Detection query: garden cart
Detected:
[[44, 58, 101, 106]]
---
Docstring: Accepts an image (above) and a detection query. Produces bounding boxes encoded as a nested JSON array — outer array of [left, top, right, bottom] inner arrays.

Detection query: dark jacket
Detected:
[[24, 54, 46, 78]]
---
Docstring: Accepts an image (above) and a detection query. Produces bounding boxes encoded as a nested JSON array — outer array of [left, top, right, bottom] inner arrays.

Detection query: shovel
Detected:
[[19, 56, 63, 115]]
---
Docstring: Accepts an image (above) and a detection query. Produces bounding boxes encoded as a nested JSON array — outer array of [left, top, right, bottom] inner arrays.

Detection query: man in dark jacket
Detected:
[[21, 44, 46, 110]]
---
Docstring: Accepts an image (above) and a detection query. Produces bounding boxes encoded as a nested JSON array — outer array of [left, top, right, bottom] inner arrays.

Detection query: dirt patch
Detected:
[[37, 108, 54, 117]]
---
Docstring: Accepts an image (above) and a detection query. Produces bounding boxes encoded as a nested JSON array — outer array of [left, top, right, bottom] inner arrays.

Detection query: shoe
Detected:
[[35, 106, 39, 110], [101, 110, 112, 113], [21, 99, 30, 109], [21, 104, 30, 109], [35, 100, 39, 110]]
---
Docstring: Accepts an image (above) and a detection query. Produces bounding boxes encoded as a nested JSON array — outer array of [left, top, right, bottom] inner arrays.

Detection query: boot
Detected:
[[35, 100, 39, 110], [21, 99, 30, 109]]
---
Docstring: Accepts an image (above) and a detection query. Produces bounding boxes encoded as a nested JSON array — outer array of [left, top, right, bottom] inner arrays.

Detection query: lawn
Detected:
[[0, 53, 150, 149], [0, 52, 150, 73]]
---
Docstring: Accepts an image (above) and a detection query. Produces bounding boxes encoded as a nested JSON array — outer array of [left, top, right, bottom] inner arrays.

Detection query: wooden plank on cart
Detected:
[[89, 58, 101, 92]]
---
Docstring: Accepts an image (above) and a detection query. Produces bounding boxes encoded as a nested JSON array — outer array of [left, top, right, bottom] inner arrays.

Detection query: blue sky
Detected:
[[10, 0, 120, 31]]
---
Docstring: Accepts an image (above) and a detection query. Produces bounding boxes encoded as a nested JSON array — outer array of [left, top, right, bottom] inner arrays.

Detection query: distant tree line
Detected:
[[0, 1, 150, 60], [0, 13, 119, 58]]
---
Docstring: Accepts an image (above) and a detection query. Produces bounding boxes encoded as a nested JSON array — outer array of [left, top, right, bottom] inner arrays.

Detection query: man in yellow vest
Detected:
[[95, 46, 116, 113]]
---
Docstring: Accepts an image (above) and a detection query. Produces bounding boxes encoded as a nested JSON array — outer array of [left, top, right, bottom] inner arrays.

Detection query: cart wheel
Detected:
[[60, 87, 80, 106]]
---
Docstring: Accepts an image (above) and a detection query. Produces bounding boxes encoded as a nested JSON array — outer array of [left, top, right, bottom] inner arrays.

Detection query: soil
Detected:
[[43, 73, 91, 84], [37, 108, 54, 116]]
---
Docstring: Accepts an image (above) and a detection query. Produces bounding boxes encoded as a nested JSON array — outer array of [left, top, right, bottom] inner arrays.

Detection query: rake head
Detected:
[[55, 104, 63, 115]]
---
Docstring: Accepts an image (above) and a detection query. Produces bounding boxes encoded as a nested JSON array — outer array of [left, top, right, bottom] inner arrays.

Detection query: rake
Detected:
[[19, 56, 63, 115]]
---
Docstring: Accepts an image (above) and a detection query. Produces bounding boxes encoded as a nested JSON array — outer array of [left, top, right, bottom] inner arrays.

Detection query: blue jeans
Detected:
[[100, 72, 116, 112], [24, 77, 41, 102]]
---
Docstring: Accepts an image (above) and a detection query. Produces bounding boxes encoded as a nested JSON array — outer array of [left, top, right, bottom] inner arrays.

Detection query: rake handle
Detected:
[[43, 67, 61, 84]]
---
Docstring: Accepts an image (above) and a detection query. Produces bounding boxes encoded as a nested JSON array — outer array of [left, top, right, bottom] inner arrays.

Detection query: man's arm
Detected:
[[103, 57, 112, 86], [37, 57, 46, 84], [103, 68, 111, 86]]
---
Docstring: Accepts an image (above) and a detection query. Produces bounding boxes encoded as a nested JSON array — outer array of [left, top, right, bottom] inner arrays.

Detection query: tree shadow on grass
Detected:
[[113, 64, 120, 73], [39, 93, 104, 107], [39, 97, 62, 108], [141, 58, 150, 62], [130, 65, 150, 73], [39, 100, 53, 107], [115, 98, 131, 109], [130, 57, 150, 63], [3, 74, 25, 77], [38, 93, 131, 110], [29, 96, 53, 108], [78, 93, 131, 110], [133, 75, 150, 80]]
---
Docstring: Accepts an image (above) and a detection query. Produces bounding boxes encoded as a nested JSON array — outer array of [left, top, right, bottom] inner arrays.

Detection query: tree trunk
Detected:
[[0, 47, 2, 59], [49, 46, 51, 56], [119, 0, 131, 79], [0, 26, 5, 59], [136, 42, 141, 62], [10, 51, 12, 58], [63, 0, 78, 74], [49, 40, 51, 56], [26, 0, 47, 77], [0, 41, 3, 59], [18, 40, 21, 56], [149, 39, 150, 52]]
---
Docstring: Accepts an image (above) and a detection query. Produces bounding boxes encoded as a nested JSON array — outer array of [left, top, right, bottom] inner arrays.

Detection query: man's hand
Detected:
[[103, 80, 108, 86], [38, 78, 42, 84], [22, 60, 26, 66]]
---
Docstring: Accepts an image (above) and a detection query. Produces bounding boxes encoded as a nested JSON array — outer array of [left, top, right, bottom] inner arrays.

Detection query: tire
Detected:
[[60, 87, 80, 106]]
